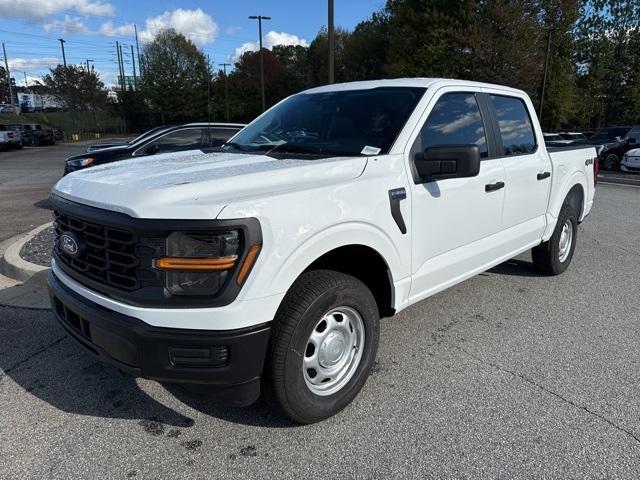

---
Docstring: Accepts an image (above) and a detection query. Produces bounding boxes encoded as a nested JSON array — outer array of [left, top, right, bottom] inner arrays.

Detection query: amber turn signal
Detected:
[[236, 243, 262, 285], [155, 256, 237, 271]]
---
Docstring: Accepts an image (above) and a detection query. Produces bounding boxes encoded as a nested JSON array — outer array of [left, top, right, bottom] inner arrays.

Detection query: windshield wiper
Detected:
[[254, 142, 323, 155]]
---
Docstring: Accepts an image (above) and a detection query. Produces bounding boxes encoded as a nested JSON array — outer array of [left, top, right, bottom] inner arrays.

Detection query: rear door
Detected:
[[485, 92, 551, 243], [407, 89, 506, 301]]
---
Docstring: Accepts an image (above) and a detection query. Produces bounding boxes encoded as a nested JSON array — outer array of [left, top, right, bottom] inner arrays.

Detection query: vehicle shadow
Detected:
[[487, 258, 543, 277], [0, 301, 294, 429]]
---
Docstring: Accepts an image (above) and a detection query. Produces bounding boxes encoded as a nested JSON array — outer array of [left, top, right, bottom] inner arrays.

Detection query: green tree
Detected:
[[575, 0, 640, 126], [41, 65, 108, 113], [139, 28, 211, 123]]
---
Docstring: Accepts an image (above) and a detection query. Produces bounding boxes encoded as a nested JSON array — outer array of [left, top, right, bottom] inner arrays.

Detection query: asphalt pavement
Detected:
[[1, 145, 640, 478], [0, 141, 120, 243]]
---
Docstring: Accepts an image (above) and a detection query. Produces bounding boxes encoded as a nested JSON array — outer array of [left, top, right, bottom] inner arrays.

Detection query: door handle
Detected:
[[485, 181, 505, 192], [537, 171, 551, 180]]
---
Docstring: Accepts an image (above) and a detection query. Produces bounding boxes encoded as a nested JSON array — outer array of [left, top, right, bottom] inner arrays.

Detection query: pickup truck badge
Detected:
[[60, 232, 80, 257]]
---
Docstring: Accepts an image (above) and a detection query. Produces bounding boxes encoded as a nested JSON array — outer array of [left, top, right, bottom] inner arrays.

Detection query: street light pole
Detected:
[[2, 43, 16, 114], [219, 63, 231, 122], [539, 28, 553, 126], [249, 15, 271, 112], [58, 38, 67, 68], [328, 0, 334, 84]]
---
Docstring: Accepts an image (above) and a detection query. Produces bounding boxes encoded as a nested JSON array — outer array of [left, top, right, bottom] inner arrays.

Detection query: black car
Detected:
[[18, 123, 56, 146], [576, 126, 640, 170], [64, 123, 245, 175], [85, 125, 175, 152]]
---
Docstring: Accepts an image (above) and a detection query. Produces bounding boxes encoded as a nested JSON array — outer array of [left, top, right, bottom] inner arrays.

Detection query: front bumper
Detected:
[[48, 271, 271, 406]]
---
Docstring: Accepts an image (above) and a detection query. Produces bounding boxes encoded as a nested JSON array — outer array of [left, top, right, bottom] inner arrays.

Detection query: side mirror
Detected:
[[414, 145, 481, 181], [626, 137, 637, 144]]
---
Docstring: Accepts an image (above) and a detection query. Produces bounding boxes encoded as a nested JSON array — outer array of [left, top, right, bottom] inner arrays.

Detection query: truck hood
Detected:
[[52, 151, 368, 219]]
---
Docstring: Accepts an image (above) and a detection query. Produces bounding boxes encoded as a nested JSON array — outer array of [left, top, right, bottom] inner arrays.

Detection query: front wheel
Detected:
[[532, 204, 578, 275], [268, 270, 380, 424]]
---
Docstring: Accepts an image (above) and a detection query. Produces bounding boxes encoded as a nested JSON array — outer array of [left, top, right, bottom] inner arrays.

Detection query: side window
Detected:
[[418, 93, 488, 158], [142, 128, 205, 154], [490, 95, 536, 156]]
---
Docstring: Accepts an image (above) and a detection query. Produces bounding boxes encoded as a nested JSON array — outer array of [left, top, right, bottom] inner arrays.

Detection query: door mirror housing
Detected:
[[414, 145, 481, 182], [626, 137, 637, 144]]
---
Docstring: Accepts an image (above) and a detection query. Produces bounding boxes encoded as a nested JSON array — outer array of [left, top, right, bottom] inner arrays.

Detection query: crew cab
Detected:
[[64, 123, 245, 175], [48, 79, 596, 424]]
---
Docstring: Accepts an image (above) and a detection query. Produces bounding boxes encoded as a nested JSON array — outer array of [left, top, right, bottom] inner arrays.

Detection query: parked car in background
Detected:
[[53, 129, 64, 141], [19, 124, 56, 146], [621, 148, 640, 173], [0, 128, 12, 150], [49, 78, 597, 423], [0, 124, 23, 149], [543, 133, 572, 146], [86, 125, 175, 152], [559, 132, 587, 142], [0, 104, 20, 114], [65, 122, 245, 174], [575, 126, 640, 170]]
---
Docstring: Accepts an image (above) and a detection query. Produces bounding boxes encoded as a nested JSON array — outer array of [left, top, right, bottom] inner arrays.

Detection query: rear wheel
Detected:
[[532, 204, 578, 275], [268, 270, 379, 424], [604, 153, 619, 170]]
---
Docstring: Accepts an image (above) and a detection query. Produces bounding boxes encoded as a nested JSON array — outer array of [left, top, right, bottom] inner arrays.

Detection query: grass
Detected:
[[0, 111, 128, 140]]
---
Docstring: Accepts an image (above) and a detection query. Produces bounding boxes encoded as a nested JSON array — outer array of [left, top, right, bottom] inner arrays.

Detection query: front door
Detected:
[[407, 90, 506, 303]]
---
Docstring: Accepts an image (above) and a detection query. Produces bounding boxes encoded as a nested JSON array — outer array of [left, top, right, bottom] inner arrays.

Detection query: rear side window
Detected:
[[419, 93, 488, 158], [490, 95, 536, 155]]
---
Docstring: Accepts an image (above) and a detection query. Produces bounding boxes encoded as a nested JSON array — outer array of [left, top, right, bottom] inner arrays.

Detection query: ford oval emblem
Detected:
[[60, 232, 80, 257]]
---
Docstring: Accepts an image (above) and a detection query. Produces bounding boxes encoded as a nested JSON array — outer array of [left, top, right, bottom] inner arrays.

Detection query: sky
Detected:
[[0, 0, 385, 87]]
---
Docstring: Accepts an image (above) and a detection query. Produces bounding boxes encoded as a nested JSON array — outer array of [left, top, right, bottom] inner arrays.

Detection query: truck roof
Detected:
[[303, 78, 527, 96]]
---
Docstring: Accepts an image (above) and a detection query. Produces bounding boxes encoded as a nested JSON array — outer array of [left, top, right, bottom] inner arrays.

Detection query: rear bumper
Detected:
[[48, 271, 271, 406]]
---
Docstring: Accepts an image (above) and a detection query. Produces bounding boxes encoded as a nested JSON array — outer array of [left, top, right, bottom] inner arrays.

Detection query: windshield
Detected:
[[128, 126, 171, 145], [591, 127, 630, 141], [227, 87, 426, 157]]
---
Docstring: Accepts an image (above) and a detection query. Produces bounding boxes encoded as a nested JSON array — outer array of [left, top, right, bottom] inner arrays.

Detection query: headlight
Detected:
[[156, 231, 243, 296], [66, 157, 95, 168]]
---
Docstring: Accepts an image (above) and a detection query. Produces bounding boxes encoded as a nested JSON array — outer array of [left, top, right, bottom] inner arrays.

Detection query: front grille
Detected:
[[54, 211, 140, 290]]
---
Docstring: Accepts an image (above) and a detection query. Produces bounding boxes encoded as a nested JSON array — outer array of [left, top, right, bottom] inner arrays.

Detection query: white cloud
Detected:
[[139, 8, 218, 46], [43, 15, 90, 34], [0, 0, 114, 21], [225, 25, 241, 35], [8, 57, 60, 71], [233, 31, 308, 61], [99, 21, 135, 36]]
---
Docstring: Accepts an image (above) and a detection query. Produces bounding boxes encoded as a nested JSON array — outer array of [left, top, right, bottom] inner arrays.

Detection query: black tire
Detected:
[[604, 153, 619, 170], [532, 204, 578, 275], [268, 270, 380, 424]]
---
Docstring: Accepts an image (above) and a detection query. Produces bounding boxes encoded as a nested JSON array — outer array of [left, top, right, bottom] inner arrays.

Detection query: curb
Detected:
[[0, 223, 52, 285], [598, 175, 640, 187]]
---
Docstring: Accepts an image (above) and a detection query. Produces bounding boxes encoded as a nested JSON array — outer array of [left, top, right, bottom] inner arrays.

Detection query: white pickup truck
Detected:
[[48, 79, 596, 423]]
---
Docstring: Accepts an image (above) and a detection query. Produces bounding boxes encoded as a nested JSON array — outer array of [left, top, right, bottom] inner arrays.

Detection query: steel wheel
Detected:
[[558, 219, 573, 263], [303, 306, 365, 396]]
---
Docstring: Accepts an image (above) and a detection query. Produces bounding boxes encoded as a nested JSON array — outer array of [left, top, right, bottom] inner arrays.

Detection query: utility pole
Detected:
[[116, 41, 125, 91], [23, 71, 28, 91], [2, 43, 16, 113], [134, 24, 142, 78], [328, 0, 335, 84], [58, 38, 67, 68], [248, 15, 271, 112], [130, 45, 137, 87], [219, 62, 231, 122], [539, 28, 553, 125], [86, 59, 93, 72]]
